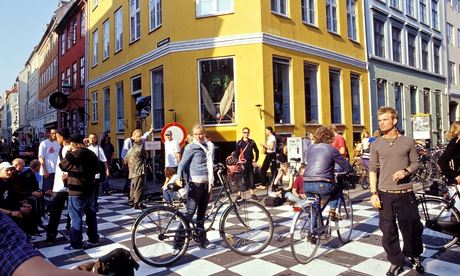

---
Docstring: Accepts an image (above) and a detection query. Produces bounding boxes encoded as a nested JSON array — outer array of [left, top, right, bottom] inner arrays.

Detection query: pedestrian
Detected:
[[163, 130, 181, 185], [301, 132, 313, 165], [59, 134, 99, 250], [45, 128, 70, 245], [124, 129, 147, 210], [121, 128, 153, 197], [86, 133, 109, 209], [331, 124, 348, 159], [369, 106, 424, 275], [1, 138, 12, 162], [101, 135, 115, 195], [259, 126, 277, 189], [235, 127, 259, 200], [285, 166, 306, 203], [173, 124, 216, 254], [38, 129, 60, 196]]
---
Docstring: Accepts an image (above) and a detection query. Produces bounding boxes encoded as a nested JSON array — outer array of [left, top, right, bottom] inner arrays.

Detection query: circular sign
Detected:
[[161, 122, 187, 147], [49, 92, 69, 110]]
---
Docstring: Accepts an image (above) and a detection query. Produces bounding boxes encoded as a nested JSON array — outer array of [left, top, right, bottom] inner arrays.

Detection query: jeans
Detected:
[[303, 181, 341, 209], [163, 189, 178, 203], [42, 173, 55, 191], [46, 192, 68, 239], [101, 177, 110, 192], [68, 193, 99, 248], [260, 152, 277, 186], [285, 192, 303, 203]]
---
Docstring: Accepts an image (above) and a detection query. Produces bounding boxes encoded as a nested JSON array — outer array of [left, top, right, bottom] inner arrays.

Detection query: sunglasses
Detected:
[[243, 132, 249, 134]]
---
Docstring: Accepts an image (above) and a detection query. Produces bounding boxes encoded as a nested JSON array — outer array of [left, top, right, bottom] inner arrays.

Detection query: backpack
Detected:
[[264, 196, 284, 207]]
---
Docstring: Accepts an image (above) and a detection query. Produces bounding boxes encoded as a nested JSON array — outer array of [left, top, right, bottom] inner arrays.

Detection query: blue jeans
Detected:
[[303, 181, 341, 209], [163, 190, 178, 203], [68, 193, 99, 248]]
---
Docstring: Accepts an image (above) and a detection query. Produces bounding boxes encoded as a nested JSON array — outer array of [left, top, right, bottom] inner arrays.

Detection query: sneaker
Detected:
[[328, 210, 340, 222], [386, 264, 403, 276], [409, 257, 424, 273], [44, 237, 56, 246], [235, 195, 242, 201], [172, 248, 180, 255], [86, 240, 99, 246], [256, 185, 267, 190], [64, 245, 82, 251], [250, 194, 259, 201], [198, 239, 216, 250]]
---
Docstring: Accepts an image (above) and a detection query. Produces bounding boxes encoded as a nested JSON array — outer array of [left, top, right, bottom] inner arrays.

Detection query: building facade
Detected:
[[87, 0, 370, 160], [364, 0, 449, 145], [446, 0, 460, 124]]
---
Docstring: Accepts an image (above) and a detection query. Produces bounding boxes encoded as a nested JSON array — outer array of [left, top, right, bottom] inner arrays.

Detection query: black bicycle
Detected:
[[131, 163, 274, 267], [290, 173, 354, 264]]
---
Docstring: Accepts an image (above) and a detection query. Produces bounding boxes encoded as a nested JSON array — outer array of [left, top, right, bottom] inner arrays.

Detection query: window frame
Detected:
[[131, 75, 142, 95], [407, 32, 417, 67], [420, 0, 427, 24], [130, 0, 141, 42], [196, 0, 234, 17], [347, 0, 358, 41], [92, 29, 99, 66], [116, 82, 125, 132], [350, 73, 361, 124], [304, 63, 319, 124], [374, 18, 385, 58], [326, 0, 338, 34], [80, 56, 85, 87], [103, 19, 110, 60], [301, 0, 315, 26], [151, 67, 164, 130], [392, 26, 402, 62], [103, 87, 110, 132], [431, 0, 438, 30], [149, 0, 162, 31], [329, 68, 342, 124], [91, 91, 98, 123], [273, 57, 292, 125], [114, 8, 123, 53]]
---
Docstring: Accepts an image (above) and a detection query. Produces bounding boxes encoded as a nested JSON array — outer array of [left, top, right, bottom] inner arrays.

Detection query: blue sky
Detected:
[[0, 0, 58, 94]]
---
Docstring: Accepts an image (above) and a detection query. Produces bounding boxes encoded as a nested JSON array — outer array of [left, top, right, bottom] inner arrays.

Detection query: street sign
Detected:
[[145, 141, 161, 151], [49, 92, 69, 110], [161, 122, 187, 146]]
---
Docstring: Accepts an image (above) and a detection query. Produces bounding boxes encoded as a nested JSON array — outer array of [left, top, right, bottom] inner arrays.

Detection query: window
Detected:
[[103, 87, 110, 132], [92, 29, 99, 66], [395, 83, 403, 130], [149, 0, 162, 30], [103, 20, 110, 60], [131, 75, 142, 95], [92, 0, 98, 8], [66, 67, 71, 87], [458, 29, 460, 48], [271, 0, 287, 16], [72, 17, 77, 44], [91, 92, 98, 123], [151, 68, 164, 129], [130, 0, 141, 42], [61, 33, 66, 55], [80, 12, 85, 37], [351, 74, 361, 124], [61, 72, 65, 89], [447, 23, 453, 44], [408, 33, 416, 67], [199, 58, 235, 125], [197, 0, 233, 16], [273, 58, 291, 124], [433, 43, 440, 74], [421, 39, 429, 70], [392, 27, 401, 62], [390, 0, 400, 9], [301, 0, 315, 25], [449, 62, 455, 84], [326, 0, 338, 33], [377, 79, 386, 108], [374, 19, 385, 57], [80, 57, 85, 86], [420, 0, 427, 23], [410, 86, 417, 114], [329, 69, 341, 123], [67, 28, 71, 50], [423, 90, 430, 113], [304, 63, 318, 123], [431, 0, 438, 29], [347, 0, 357, 40], [435, 92, 441, 142], [115, 8, 123, 52], [72, 63, 77, 89], [116, 82, 125, 132], [406, 0, 414, 16]]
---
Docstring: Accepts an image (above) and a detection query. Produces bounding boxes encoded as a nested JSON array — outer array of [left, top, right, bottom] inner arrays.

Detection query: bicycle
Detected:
[[290, 172, 354, 264], [131, 163, 274, 267], [417, 180, 460, 249]]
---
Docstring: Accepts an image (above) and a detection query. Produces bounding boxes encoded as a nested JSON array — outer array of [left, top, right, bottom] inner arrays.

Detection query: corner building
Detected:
[[87, 0, 370, 160]]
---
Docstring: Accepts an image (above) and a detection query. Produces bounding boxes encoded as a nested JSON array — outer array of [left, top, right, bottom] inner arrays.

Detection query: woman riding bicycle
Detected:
[[303, 126, 354, 219]]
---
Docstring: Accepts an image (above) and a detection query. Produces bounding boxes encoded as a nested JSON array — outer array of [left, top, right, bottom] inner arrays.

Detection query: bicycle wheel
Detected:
[[220, 200, 274, 255], [418, 196, 460, 249], [360, 171, 369, 189], [336, 194, 353, 243], [290, 206, 320, 264], [132, 206, 190, 267]]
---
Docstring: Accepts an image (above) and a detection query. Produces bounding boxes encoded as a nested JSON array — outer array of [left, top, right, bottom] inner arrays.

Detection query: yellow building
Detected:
[[88, 0, 370, 160]]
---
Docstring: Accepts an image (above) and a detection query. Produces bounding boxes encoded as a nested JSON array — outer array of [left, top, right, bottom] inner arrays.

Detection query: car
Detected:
[[18, 145, 36, 163]]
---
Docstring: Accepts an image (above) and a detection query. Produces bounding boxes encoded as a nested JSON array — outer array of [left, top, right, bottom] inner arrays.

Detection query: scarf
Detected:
[[193, 140, 214, 191]]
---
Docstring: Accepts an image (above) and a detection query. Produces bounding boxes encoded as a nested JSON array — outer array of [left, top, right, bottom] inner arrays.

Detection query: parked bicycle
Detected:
[[417, 180, 460, 249], [131, 163, 274, 267], [290, 172, 354, 264]]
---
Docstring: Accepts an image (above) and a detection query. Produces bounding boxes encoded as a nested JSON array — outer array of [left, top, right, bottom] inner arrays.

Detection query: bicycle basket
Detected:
[[226, 174, 243, 193], [337, 174, 357, 190]]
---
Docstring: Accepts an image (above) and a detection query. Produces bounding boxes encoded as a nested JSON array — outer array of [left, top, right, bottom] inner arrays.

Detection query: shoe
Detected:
[[134, 203, 147, 209], [64, 245, 82, 251], [308, 235, 317, 244], [409, 257, 424, 273], [172, 248, 180, 255], [250, 194, 258, 201], [198, 239, 216, 250], [328, 210, 340, 222], [235, 195, 242, 201], [104, 190, 112, 196], [86, 240, 99, 246], [45, 237, 56, 246], [386, 264, 403, 276], [256, 185, 267, 190]]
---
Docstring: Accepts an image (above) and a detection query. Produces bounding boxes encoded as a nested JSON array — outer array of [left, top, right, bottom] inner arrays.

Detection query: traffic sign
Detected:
[[161, 122, 187, 146]]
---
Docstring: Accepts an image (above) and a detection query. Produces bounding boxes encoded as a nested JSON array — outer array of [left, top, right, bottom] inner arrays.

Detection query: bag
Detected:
[[264, 196, 284, 207]]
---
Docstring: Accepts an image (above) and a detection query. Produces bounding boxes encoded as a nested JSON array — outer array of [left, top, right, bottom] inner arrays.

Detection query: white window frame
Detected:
[[420, 0, 427, 24], [130, 0, 141, 42], [61, 33, 66, 56], [406, 0, 414, 17], [329, 68, 342, 124], [92, 29, 99, 66], [114, 8, 123, 52], [103, 19, 110, 60], [326, 0, 338, 33], [347, 0, 357, 41], [390, 0, 400, 9], [447, 23, 453, 45], [392, 26, 401, 63], [72, 17, 77, 44], [103, 87, 110, 132], [151, 67, 164, 130], [304, 63, 319, 124], [431, 0, 438, 30], [92, 92, 98, 123], [72, 63, 77, 89], [149, 0, 162, 31], [92, 0, 98, 9], [80, 57, 85, 86], [374, 18, 385, 58], [271, 0, 288, 16], [301, 0, 315, 25], [116, 82, 125, 132], [80, 12, 85, 37], [350, 73, 361, 124], [273, 57, 292, 124], [131, 75, 142, 95], [196, 0, 234, 17]]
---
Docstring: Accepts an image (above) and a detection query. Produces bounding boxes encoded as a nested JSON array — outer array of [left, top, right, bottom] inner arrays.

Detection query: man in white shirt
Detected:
[[38, 129, 61, 194], [259, 126, 277, 188], [86, 133, 109, 210], [163, 130, 181, 185]]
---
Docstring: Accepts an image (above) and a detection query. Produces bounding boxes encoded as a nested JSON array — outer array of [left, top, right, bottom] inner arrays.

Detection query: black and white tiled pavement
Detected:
[[32, 193, 460, 275]]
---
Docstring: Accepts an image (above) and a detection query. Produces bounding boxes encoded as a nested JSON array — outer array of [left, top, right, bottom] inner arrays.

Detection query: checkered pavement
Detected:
[[31, 192, 460, 276]]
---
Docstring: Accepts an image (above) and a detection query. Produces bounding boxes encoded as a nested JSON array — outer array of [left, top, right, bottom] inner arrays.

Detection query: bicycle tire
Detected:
[[360, 172, 370, 189], [290, 206, 320, 264], [336, 194, 353, 243], [131, 205, 190, 267], [220, 200, 274, 255], [418, 196, 460, 249]]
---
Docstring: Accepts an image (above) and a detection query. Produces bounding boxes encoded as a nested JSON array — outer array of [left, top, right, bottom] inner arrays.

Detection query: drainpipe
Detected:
[[83, 0, 88, 136]]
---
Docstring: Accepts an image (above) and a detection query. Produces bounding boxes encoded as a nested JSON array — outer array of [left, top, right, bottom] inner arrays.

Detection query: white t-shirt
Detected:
[[38, 139, 61, 175], [88, 144, 107, 179], [164, 139, 180, 167], [53, 144, 70, 192], [266, 134, 276, 153]]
